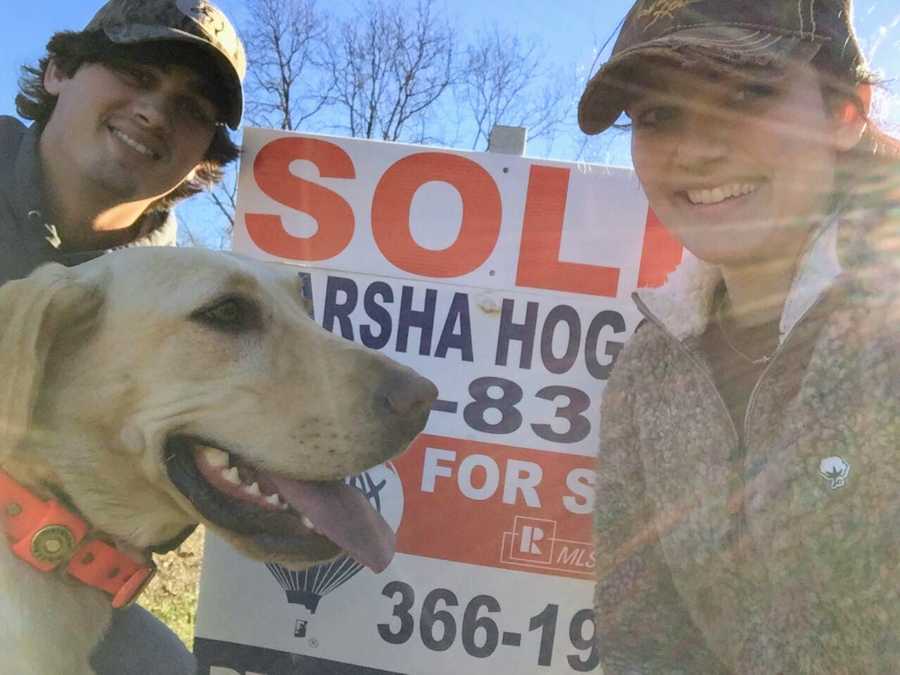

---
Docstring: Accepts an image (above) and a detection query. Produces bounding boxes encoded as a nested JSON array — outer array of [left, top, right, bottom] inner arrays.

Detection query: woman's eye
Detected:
[[732, 83, 776, 104], [631, 106, 680, 129]]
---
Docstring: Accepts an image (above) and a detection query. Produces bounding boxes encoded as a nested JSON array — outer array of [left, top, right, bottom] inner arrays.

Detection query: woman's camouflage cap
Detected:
[[579, 0, 864, 135]]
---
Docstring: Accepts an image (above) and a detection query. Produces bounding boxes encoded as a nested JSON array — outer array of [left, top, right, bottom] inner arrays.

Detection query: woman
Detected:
[[579, 1, 899, 673]]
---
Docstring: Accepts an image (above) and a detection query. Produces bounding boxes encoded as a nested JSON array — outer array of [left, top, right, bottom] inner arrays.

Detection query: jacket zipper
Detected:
[[741, 292, 829, 450], [632, 290, 831, 547], [632, 294, 740, 451]]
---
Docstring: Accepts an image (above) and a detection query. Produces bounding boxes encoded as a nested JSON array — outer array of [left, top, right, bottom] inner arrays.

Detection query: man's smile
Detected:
[[109, 125, 161, 160]]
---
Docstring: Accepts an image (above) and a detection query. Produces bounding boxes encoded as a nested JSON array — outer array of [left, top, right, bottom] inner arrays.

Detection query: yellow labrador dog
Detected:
[[0, 248, 436, 675]]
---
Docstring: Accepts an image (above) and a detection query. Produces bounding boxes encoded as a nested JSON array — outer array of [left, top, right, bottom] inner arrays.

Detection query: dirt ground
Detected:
[[138, 526, 205, 649]]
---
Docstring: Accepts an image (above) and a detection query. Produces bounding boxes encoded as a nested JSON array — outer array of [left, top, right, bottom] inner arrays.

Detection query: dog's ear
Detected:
[[0, 263, 103, 456]]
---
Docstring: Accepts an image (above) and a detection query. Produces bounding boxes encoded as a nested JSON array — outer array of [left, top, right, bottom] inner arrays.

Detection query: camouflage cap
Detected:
[[85, 0, 246, 129], [579, 0, 865, 135]]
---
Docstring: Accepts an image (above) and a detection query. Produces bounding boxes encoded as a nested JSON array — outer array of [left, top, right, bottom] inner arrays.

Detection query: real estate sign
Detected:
[[194, 127, 682, 674]]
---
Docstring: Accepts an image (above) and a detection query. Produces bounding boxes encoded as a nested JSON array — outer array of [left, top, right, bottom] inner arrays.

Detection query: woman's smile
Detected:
[[684, 182, 760, 206]]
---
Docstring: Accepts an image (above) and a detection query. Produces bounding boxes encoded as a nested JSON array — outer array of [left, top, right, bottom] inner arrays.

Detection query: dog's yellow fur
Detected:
[[0, 248, 434, 674]]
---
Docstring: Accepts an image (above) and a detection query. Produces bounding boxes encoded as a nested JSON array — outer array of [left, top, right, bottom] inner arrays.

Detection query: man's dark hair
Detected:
[[16, 30, 240, 214]]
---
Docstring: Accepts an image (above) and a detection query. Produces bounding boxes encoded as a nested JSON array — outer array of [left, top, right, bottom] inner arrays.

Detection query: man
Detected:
[[0, 1, 245, 672]]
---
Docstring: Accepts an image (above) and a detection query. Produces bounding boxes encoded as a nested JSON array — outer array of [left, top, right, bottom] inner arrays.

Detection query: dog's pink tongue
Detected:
[[267, 475, 396, 572]]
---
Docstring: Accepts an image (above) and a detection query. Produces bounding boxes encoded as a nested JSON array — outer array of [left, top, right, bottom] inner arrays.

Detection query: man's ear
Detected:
[[832, 83, 872, 152], [43, 59, 68, 96], [0, 264, 103, 457]]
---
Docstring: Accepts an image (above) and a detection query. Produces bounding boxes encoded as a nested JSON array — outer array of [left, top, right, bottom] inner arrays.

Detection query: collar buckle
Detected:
[[31, 523, 79, 566], [2, 470, 156, 607]]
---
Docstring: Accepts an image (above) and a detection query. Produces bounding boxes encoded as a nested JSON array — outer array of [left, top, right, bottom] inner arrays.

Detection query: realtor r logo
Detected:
[[508, 516, 557, 565], [520, 524, 545, 555], [500, 515, 594, 578]]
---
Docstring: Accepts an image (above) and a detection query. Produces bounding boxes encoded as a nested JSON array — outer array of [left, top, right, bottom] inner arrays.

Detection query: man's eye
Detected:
[[113, 64, 154, 88], [175, 97, 218, 129]]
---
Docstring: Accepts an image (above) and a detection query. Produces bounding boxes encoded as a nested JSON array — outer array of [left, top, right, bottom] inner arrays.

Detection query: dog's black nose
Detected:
[[380, 370, 438, 416]]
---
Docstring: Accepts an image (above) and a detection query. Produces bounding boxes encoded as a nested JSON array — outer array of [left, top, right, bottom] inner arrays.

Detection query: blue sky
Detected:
[[5, 1, 898, 140], [0, 1, 634, 137], [1, 1, 897, 240]]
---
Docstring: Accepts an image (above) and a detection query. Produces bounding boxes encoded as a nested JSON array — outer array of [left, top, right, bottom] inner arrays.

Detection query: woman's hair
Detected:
[[813, 47, 900, 168], [812, 46, 900, 266], [16, 30, 240, 214]]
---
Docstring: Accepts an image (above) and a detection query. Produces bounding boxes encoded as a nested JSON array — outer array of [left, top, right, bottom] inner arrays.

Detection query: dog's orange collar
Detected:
[[0, 470, 156, 608]]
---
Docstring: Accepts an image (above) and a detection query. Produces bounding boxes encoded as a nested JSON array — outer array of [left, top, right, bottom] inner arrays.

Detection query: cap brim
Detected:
[[578, 27, 824, 135], [102, 24, 244, 129]]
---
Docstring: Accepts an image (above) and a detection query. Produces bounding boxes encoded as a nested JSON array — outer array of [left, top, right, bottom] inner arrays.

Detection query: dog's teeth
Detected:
[[243, 482, 261, 497], [301, 515, 315, 530], [222, 466, 241, 485], [264, 493, 282, 507], [202, 447, 229, 468]]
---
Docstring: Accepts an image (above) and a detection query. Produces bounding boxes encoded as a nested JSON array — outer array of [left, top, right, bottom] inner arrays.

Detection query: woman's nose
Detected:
[[673, 108, 731, 171]]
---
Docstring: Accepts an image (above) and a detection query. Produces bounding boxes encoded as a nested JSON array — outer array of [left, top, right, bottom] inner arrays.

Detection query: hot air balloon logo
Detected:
[[266, 462, 404, 614]]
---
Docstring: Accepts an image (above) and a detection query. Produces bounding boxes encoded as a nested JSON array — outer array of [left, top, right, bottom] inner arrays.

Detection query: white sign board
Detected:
[[194, 128, 683, 674]]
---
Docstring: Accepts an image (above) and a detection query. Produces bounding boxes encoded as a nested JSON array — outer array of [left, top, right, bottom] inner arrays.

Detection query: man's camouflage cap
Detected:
[[85, 0, 246, 129], [579, 0, 864, 135]]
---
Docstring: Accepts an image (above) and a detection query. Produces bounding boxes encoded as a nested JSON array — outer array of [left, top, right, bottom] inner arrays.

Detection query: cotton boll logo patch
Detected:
[[819, 456, 850, 490]]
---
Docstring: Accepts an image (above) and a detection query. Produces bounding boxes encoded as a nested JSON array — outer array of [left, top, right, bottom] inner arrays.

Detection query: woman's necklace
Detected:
[[714, 294, 776, 366]]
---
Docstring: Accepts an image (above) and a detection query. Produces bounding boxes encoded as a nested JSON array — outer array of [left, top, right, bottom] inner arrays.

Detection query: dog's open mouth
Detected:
[[164, 437, 395, 572]]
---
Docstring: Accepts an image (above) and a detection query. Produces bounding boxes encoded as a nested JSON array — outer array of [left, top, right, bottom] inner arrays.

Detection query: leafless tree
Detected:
[[458, 26, 571, 152], [190, 163, 239, 244], [190, 0, 586, 247], [204, 167, 239, 231], [324, 0, 455, 142], [244, 0, 331, 131], [199, 0, 329, 241]]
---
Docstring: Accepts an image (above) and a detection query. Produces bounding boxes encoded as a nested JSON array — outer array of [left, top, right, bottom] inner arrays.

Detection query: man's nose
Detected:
[[131, 90, 173, 131]]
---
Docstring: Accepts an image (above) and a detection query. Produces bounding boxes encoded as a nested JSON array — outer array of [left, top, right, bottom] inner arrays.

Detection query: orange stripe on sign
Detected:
[[393, 435, 596, 580], [516, 165, 621, 298], [637, 208, 683, 288]]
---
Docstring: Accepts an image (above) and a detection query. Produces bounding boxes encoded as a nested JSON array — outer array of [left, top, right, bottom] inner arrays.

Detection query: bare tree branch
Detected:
[[192, 1, 599, 249], [457, 25, 572, 152], [324, 0, 454, 142], [244, 0, 331, 130], [201, 0, 329, 243], [207, 169, 238, 227]]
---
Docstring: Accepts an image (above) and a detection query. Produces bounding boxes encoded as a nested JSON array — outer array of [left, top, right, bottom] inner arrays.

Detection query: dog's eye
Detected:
[[193, 297, 258, 332]]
